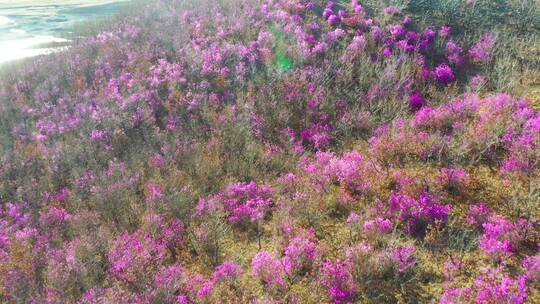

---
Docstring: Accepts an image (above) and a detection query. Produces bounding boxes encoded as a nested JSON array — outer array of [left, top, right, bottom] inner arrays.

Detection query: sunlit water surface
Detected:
[[0, 0, 128, 63]]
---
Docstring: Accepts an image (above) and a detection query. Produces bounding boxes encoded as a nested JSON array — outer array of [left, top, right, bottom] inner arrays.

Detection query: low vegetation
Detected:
[[0, 0, 538, 303]]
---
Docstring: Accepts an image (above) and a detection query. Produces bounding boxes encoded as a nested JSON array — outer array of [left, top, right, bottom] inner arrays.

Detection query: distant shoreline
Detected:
[[0, 0, 130, 10], [0, 0, 128, 65]]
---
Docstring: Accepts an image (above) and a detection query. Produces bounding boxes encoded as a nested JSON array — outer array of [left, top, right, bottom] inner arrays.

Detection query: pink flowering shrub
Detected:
[[436, 167, 469, 192], [389, 192, 452, 236], [522, 253, 540, 282], [197, 261, 243, 300], [390, 245, 417, 272], [474, 269, 528, 304], [432, 64, 455, 85], [363, 217, 393, 238], [468, 32, 496, 63], [440, 265, 530, 304], [369, 93, 539, 172], [501, 113, 540, 174], [408, 91, 426, 111], [479, 216, 532, 260], [251, 228, 320, 295], [282, 233, 319, 275], [196, 181, 273, 224], [144, 181, 164, 203], [465, 202, 494, 229], [445, 40, 464, 65], [106, 214, 184, 287], [439, 287, 472, 304], [107, 230, 169, 284], [300, 150, 379, 197], [0, 0, 537, 302], [151, 264, 184, 302], [251, 251, 287, 290], [320, 259, 357, 304]]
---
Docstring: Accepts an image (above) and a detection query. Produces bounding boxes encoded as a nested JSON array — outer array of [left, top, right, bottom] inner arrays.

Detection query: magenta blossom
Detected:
[[408, 91, 425, 111], [432, 64, 455, 85]]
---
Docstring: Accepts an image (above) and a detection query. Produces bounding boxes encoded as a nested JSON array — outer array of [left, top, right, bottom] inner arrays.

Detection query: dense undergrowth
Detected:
[[0, 0, 539, 303]]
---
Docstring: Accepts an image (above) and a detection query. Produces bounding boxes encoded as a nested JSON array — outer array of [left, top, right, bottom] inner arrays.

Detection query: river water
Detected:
[[0, 0, 129, 63]]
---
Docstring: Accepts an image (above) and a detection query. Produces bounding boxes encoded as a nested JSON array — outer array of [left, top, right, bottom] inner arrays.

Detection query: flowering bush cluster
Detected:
[[0, 0, 538, 303], [300, 150, 379, 195], [196, 181, 273, 224], [441, 265, 530, 304], [389, 191, 451, 236], [479, 216, 532, 260], [370, 93, 539, 174]]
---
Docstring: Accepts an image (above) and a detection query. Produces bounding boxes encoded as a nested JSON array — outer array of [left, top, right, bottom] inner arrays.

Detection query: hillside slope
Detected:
[[0, 0, 539, 303]]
